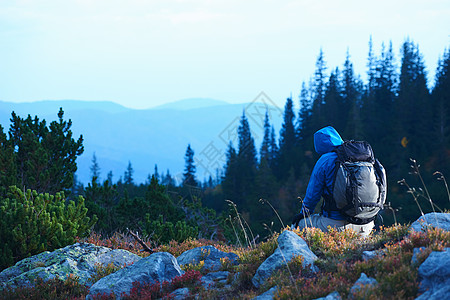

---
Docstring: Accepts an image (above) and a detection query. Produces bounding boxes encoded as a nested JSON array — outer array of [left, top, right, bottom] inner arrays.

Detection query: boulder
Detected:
[[362, 250, 382, 261], [416, 248, 450, 300], [171, 287, 191, 300], [252, 230, 318, 288], [348, 273, 378, 300], [177, 245, 239, 272], [0, 243, 141, 289], [87, 252, 183, 299], [410, 213, 450, 232], [314, 291, 342, 300], [253, 286, 278, 300], [201, 271, 229, 290], [411, 247, 427, 266]]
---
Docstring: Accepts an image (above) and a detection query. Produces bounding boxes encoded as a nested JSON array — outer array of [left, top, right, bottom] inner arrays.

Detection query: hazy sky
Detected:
[[1, 0, 449, 109]]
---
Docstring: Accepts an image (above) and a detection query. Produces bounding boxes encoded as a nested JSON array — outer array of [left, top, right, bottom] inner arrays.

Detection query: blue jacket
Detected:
[[301, 126, 345, 220]]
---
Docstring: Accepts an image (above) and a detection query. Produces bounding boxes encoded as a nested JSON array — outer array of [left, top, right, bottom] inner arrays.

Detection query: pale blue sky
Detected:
[[1, 0, 449, 109]]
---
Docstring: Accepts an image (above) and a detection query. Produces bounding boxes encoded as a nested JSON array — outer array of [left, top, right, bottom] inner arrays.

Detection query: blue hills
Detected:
[[0, 98, 283, 184]]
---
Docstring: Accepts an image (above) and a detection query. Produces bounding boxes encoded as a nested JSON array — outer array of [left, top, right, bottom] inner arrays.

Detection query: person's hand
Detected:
[[291, 213, 305, 228]]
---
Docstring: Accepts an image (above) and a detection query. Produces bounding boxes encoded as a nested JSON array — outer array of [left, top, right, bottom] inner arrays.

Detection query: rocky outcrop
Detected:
[[410, 213, 450, 232], [176, 245, 239, 272], [348, 273, 378, 300], [0, 243, 141, 289], [252, 230, 318, 288], [415, 248, 450, 300], [87, 252, 183, 299]]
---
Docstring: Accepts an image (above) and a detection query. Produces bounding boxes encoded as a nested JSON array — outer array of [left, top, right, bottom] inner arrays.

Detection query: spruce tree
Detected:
[[431, 47, 450, 171], [260, 111, 272, 163], [342, 51, 364, 139], [277, 97, 298, 179], [124, 161, 134, 185], [90, 152, 101, 183], [396, 39, 431, 164], [222, 142, 239, 203], [183, 144, 198, 187], [310, 49, 328, 130], [322, 68, 344, 131]]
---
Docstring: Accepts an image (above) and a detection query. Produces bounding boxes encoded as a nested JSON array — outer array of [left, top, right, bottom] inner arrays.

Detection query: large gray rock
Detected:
[[170, 287, 190, 300], [177, 245, 239, 272], [348, 273, 378, 300], [0, 243, 141, 289], [415, 248, 450, 300], [87, 252, 183, 299], [410, 213, 450, 232], [314, 291, 342, 300], [252, 230, 318, 288], [253, 286, 278, 300]]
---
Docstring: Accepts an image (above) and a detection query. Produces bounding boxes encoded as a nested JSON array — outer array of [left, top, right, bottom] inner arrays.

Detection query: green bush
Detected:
[[144, 214, 198, 245], [0, 186, 97, 270]]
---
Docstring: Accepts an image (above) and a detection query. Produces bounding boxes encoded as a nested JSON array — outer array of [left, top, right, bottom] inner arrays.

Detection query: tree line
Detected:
[[201, 38, 450, 236], [1, 38, 449, 249]]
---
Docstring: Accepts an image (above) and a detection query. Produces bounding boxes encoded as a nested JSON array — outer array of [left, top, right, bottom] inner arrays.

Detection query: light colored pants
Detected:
[[292, 214, 374, 238]]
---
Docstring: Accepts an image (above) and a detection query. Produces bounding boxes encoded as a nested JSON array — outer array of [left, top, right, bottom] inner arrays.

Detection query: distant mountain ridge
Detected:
[[151, 98, 230, 110], [0, 98, 283, 184]]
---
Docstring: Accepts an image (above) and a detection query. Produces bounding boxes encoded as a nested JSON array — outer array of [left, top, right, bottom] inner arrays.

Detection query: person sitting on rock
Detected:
[[291, 126, 378, 237]]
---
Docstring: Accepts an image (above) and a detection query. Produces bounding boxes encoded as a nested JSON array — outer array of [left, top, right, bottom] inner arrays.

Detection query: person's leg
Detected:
[[293, 214, 346, 232], [292, 214, 374, 237], [343, 221, 374, 238]]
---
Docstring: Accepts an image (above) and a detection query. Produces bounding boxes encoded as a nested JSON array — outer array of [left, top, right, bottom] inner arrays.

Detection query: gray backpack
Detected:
[[324, 141, 387, 224]]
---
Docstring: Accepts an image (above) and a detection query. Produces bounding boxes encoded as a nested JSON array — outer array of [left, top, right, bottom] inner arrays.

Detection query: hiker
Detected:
[[291, 126, 386, 237]]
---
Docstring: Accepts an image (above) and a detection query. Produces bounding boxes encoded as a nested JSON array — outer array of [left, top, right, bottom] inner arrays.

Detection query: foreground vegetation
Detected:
[[1, 223, 449, 300]]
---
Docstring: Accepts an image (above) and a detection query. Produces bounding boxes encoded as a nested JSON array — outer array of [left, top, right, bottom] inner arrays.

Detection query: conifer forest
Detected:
[[1, 39, 449, 271]]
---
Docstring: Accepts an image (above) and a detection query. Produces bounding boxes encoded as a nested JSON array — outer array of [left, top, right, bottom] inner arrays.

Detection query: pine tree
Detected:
[[106, 171, 113, 184], [6, 108, 83, 194], [260, 111, 272, 163], [183, 144, 198, 187], [0, 186, 96, 270], [277, 97, 298, 179], [257, 112, 277, 200], [90, 152, 101, 183], [431, 47, 450, 171], [396, 39, 431, 164], [269, 126, 279, 170], [0, 125, 16, 197], [84, 177, 118, 234], [310, 49, 328, 130], [367, 36, 377, 95], [342, 51, 364, 139], [154, 164, 160, 182], [124, 161, 134, 185], [322, 68, 344, 131], [297, 81, 313, 141], [222, 142, 239, 203]]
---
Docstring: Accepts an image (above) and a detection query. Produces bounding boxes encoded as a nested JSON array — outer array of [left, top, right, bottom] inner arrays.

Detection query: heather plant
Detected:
[[119, 270, 202, 300], [77, 231, 152, 258], [180, 260, 205, 273], [154, 237, 234, 257], [0, 186, 96, 270], [0, 274, 89, 300]]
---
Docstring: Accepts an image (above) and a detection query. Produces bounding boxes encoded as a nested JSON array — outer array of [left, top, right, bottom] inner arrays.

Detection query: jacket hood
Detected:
[[314, 126, 343, 155]]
